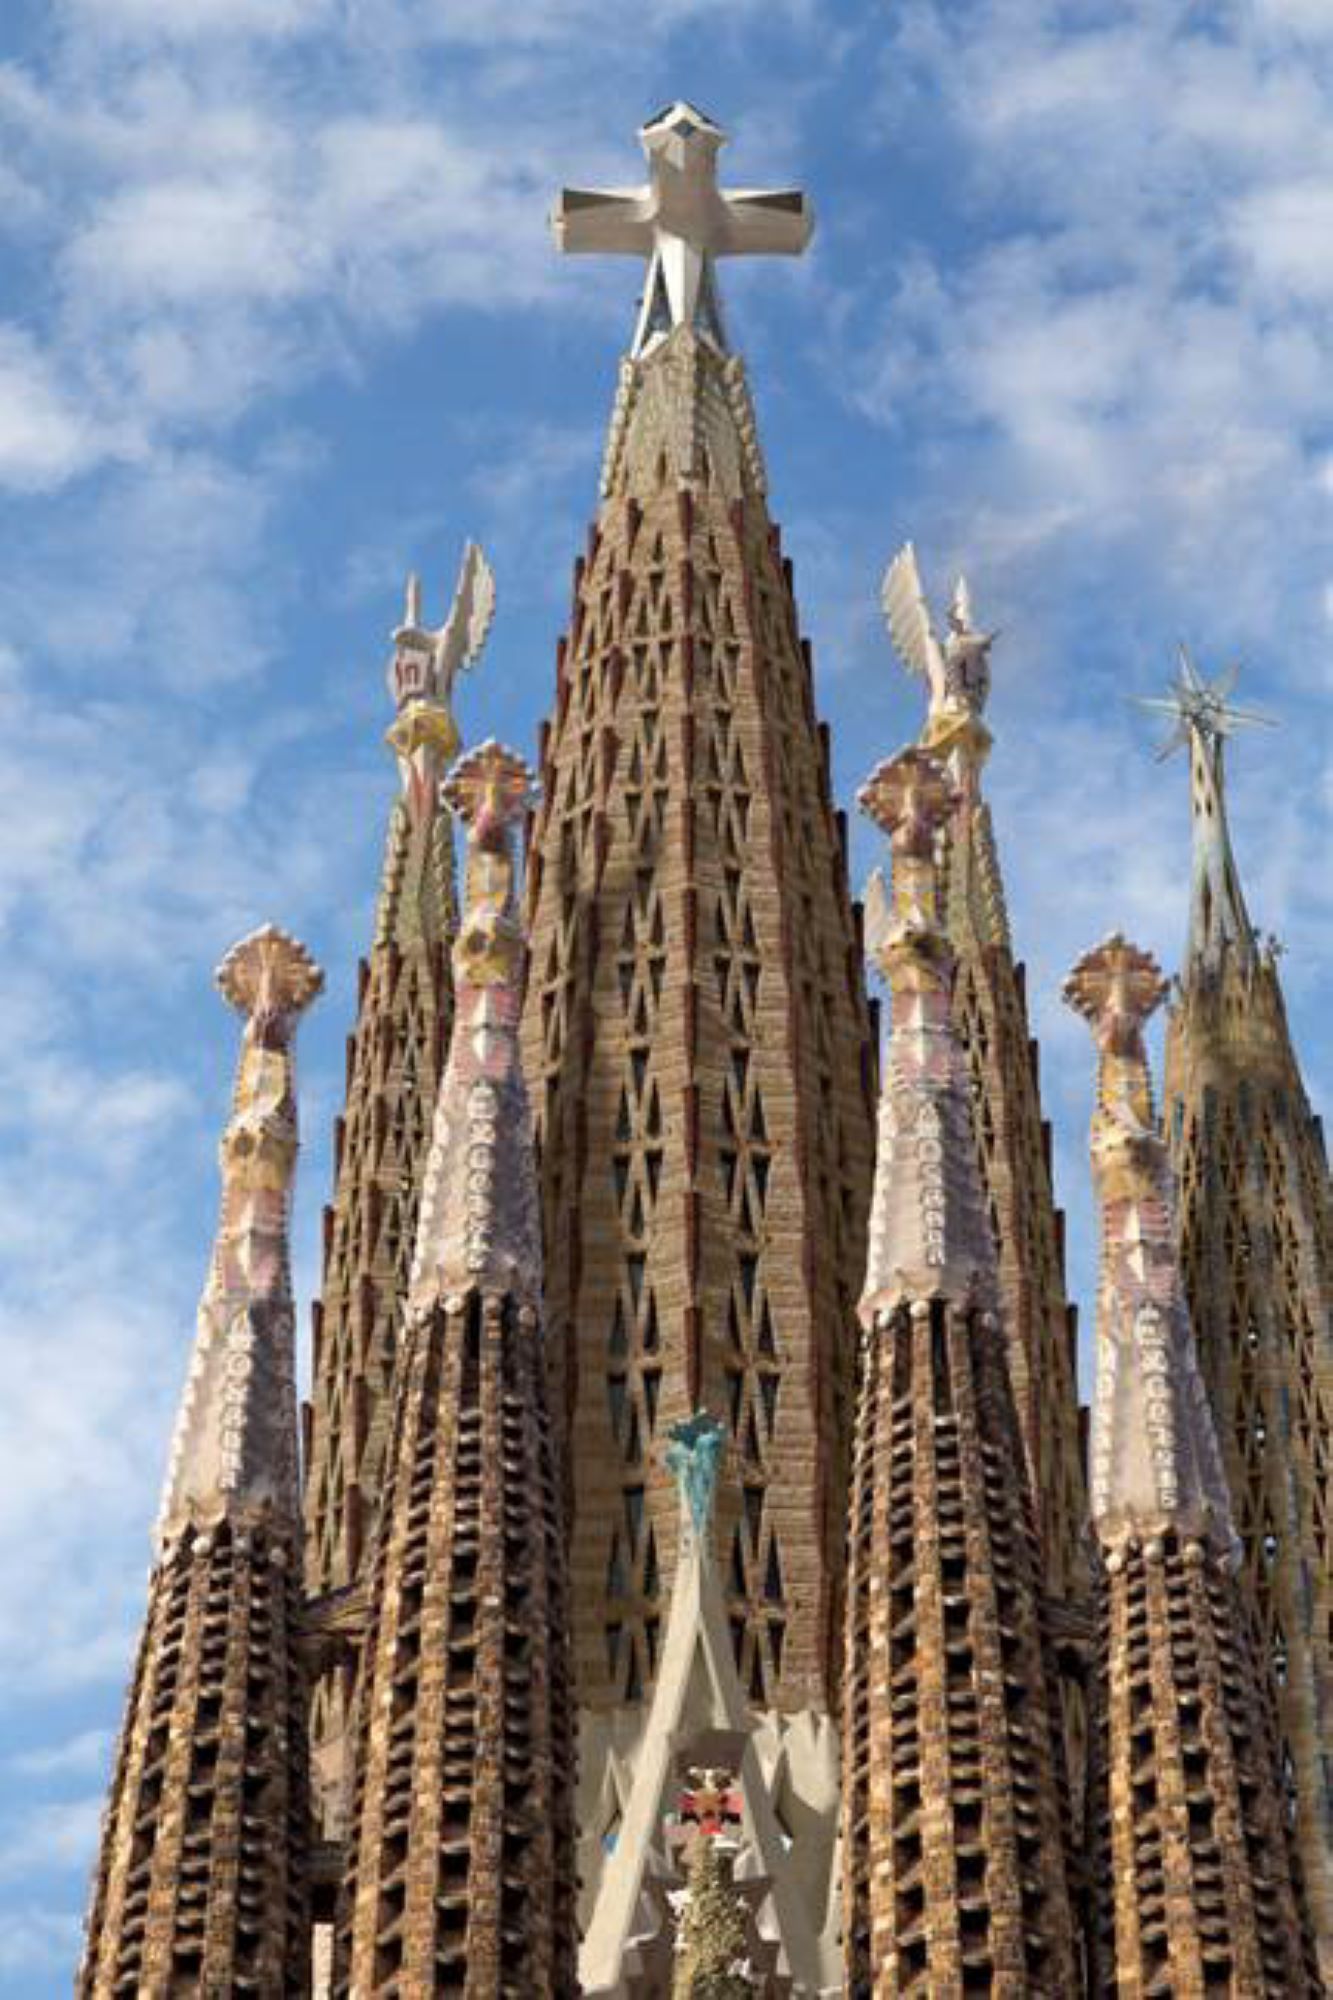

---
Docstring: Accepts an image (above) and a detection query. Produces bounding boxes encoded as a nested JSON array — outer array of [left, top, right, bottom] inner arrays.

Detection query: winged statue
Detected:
[[429, 539, 496, 702], [881, 542, 993, 720]]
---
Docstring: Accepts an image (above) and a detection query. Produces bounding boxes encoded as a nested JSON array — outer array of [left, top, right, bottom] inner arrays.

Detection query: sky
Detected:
[[0, 0, 1330, 1985]]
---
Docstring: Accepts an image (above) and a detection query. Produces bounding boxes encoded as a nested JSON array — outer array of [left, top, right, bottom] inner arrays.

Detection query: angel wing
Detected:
[[862, 867, 893, 964], [433, 540, 496, 694], [881, 542, 947, 708]]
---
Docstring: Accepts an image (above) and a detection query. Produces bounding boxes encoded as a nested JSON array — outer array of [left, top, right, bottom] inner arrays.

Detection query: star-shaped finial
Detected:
[[1134, 644, 1276, 761]]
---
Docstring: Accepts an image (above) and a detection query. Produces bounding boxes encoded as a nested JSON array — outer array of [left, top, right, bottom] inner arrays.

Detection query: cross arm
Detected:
[[552, 187, 656, 256], [715, 188, 814, 258]]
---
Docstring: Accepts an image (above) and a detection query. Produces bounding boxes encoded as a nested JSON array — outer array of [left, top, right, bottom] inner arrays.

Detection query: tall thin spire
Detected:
[[880, 543, 1088, 1824], [82, 928, 321, 1998], [337, 742, 577, 1995], [1067, 933, 1319, 1996], [1152, 655, 1333, 1974], [527, 107, 875, 1967], [302, 546, 491, 1845], [842, 747, 1078, 1993], [1064, 936, 1236, 1559], [1135, 646, 1275, 975]]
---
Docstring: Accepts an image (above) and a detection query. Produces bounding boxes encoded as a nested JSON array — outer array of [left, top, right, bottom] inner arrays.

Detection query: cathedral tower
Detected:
[[526, 104, 876, 1933], [841, 748, 1079, 1993], [81, 927, 322, 1998], [1149, 652, 1333, 1969], [336, 743, 577, 1994], [302, 548, 493, 1835], [881, 547, 1087, 1652], [1067, 932, 1319, 1995]]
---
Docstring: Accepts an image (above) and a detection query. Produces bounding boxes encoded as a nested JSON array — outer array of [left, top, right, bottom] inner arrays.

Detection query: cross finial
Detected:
[[551, 101, 813, 357], [1133, 644, 1275, 762]]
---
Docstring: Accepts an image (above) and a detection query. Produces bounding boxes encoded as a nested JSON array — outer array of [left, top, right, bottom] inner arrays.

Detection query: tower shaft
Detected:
[[336, 745, 577, 1993], [1166, 955, 1333, 1967], [1067, 932, 1319, 1994], [522, 310, 875, 1931], [842, 751, 1079, 1994], [82, 928, 322, 1998]]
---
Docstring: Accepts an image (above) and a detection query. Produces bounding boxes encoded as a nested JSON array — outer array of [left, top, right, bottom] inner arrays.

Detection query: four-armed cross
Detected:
[[551, 100, 813, 356]]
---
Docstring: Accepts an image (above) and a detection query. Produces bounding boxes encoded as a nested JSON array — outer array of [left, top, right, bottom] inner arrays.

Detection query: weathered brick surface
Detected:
[[81, 1521, 311, 1998], [334, 1295, 576, 1994], [521, 326, 876, 1722], [842, 1298, 1080, 1995], [1167, 953, 1333, 1973], [1088, 1536, 1319, 1995]]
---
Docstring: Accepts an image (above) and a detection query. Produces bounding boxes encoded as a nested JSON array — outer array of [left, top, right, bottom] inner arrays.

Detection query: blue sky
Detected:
[[1, 0, 1330, 1985]]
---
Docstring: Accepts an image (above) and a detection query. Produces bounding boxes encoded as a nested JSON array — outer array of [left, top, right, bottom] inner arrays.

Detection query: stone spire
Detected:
[[881, 543, 1089, 1824], [526, 107, 875, 1961], [302, 545, 491, 1843], [336, 743, 577, 1995], [1150, 654, 1333, 1975], [842, 748, 1079, 1993], [82, 928, 321, 1998], [1067, 933, 1320, 1996]]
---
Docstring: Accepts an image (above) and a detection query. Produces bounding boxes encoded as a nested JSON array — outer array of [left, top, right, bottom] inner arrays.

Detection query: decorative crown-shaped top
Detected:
[[215, 923, 324, 1029]]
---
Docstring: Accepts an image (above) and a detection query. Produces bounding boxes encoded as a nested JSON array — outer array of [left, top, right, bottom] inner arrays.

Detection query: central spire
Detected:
[[551, 100, 813, 357]]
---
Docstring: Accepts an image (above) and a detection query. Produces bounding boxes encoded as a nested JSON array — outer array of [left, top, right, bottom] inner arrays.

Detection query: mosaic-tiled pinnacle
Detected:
[[81, 928, 320, 1999], [1069, 932, 1319, 1996], [337, 743, 576, 1995], [302, 548, 490, 1840], [529, 108, 875, 1962], [843, 748, 1078, 1994], [1153, 658, 1333, 1976]]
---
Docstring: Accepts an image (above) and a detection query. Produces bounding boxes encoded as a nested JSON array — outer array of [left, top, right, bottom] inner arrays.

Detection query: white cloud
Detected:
[[0, 1902, 82, 1975], [0, 328, 109, 491]]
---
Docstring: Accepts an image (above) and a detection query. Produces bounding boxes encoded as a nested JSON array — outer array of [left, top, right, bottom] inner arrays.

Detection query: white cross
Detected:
[[552, 101, 813, 356]]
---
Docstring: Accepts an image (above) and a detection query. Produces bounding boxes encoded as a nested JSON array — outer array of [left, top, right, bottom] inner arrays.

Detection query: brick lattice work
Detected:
[[334, 1294, 576, 1994], [842, 1297, 1079, 1993], [1087, 1533, 1319, 1995], [1166, 962, 1333, 1970], [303, 798, 455, 1829], [522, 324, 876, 1719], [81, 1520, 310, 1998]]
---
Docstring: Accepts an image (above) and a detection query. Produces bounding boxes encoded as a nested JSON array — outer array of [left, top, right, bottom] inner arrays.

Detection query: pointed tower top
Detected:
[[1135, 646, 1275, 977], [157, 926, 320, 1554], [1064, 933, 1237, 1563], [857, 747, 999, 1317], [552, 102, 813, 357], [408, 741, 543, 1316]]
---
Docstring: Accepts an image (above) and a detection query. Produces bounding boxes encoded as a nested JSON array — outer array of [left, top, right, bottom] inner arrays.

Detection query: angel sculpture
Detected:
[[881, 542, 994, 723], [389, 540, 496, 716]]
